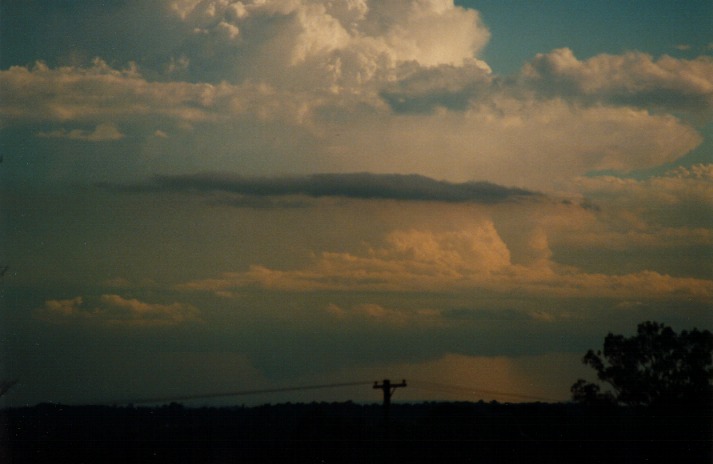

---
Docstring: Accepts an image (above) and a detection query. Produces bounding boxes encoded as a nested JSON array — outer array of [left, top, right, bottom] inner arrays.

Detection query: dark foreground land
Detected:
[[1, 401, 711, 463]]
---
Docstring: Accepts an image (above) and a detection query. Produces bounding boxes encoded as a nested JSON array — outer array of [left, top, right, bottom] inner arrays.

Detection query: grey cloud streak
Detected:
[[380, 60, 493, 114], [521, 48, 713, 117], [381, 48, 713, 118], [114, 172, 539, 204]]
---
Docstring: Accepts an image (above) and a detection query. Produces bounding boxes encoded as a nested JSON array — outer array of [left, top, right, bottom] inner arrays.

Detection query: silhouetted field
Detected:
[[1, 400, 711, 463]]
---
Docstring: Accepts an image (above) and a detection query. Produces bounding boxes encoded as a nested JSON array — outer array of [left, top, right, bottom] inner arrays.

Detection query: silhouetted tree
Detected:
[[572, 321, 713, 407]]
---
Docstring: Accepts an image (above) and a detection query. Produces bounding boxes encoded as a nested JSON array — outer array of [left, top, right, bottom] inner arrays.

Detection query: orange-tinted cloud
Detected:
[[35, 294, 202, 327], [179, 220, 713, 301], [37, 122, 124, 141]]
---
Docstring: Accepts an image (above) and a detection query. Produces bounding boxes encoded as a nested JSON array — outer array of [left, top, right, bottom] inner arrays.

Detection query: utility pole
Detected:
[[373, 379, 406, 438]]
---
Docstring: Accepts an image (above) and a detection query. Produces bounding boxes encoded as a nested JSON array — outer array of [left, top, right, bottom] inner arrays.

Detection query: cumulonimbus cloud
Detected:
[[0, 2, 708, 191]]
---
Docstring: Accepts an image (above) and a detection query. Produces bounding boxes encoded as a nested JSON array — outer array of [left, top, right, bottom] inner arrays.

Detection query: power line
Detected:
[[88, 378, 558, 407], [102, 381, 374, 406], [408, 380, 559, 403]]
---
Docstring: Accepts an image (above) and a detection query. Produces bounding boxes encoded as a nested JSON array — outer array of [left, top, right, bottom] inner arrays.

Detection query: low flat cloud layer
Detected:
[[125, 172, 538, 203], [34, 295, 202, 328]]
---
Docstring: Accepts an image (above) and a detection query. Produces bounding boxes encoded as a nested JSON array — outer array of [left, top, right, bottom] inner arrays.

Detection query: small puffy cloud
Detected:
[[324, 302, 442, 327], [34, 294, 202, 327], [40, 296, 84, 317], [522, 48, 713, 116], [167, 55, 191, 74], [37, 123, 124, 141]]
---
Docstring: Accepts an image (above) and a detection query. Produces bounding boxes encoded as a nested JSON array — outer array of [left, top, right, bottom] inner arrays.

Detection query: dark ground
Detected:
[[1, 400, 711, 463]]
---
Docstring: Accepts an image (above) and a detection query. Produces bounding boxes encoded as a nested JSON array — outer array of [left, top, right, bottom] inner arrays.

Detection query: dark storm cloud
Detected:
[[114, 172, 539, 204]]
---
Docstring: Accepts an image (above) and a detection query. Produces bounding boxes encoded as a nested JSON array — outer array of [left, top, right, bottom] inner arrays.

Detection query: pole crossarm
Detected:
[[373, 379, 407, 393], [373, 379, 407, 409]]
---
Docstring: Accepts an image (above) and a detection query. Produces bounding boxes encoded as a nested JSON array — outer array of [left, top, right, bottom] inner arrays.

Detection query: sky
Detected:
[[0, 0, 712, 407]]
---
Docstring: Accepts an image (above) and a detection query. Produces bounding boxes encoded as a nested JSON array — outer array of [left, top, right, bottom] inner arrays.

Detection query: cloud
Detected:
[[0, 0, 493, 125], [0, 5, 707, 191], [0, 58, 339, 130], [522, 48, 713, 116], [37, 122, 124, 141], [169, 0, 491, 84], [380, 59, 493, 113], [178, 222, 713, 300], [318, 97, 701, 186], [324, 302, 442, 327], [322, 302, 573, 328], [0, 60, 243, 124], [381, 47, 713, 118], [178, 222, 513, 293], [34, 294, 202, 327], [6, 59, 697, 188], [531, 164, 713, 279], [574, 164, 713, 230], [125, 172, 538, 203], [39, 296, 85, 317]]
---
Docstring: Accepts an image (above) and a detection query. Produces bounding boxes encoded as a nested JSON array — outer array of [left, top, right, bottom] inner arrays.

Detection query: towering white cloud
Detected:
[[171, 0, 490, 66]]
